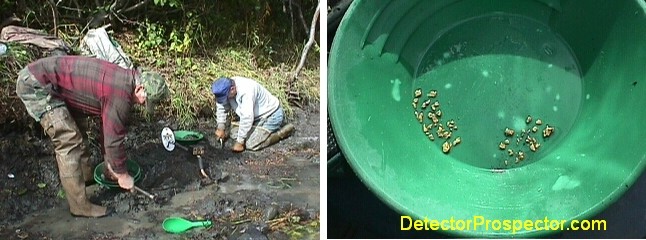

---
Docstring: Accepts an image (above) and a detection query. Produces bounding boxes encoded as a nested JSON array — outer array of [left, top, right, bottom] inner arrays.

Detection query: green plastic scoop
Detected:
[[162, 217, 212, 234]]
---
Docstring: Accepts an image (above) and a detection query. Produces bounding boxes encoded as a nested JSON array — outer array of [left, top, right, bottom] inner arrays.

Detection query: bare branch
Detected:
[[110, 0, 119, 12], [71, 0, 82, 17], [282, 0, 311, 39], [120, 0, 152, 13], [287, 0, 310, 38], [288, 0, 294, 39], [47, 0, 59, 37], [110, 11, 141, 26], [292, 1, 320, 80], [56, 5, 85, 14]]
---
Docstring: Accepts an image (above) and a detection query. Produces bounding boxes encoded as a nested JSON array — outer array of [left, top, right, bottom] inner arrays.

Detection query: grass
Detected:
[[267, 208, 320, 240], [117, 32, 320, 128], [0, 24, 320, 131], [0, 43, 41, 129]]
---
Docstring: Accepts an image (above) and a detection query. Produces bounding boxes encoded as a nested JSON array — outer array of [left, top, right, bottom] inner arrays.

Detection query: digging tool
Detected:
[[133, 186, 155, 200], [218, 138, 224, 149], [161, 127, 211, 180], [162, 217, 213, 234], [192, 145, 211, 180]]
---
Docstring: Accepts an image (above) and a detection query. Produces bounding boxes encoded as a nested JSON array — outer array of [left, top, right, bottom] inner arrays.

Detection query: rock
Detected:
[[115, 203, 130, 214], [219, 172, 230, 183], [294, 208, 310, 221], [307, 208, 319, 220], [263, 205, 279, 221], [256, 223, 270, 234], [267, 231, 289, 240], [237, 228, 268, 240]]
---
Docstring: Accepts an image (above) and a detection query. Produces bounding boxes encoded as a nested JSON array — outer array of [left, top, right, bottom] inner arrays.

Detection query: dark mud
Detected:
[[0, 107, 320, 240]]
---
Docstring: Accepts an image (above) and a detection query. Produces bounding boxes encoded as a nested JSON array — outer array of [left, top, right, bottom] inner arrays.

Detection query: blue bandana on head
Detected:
[[211, 77, 232, 103]]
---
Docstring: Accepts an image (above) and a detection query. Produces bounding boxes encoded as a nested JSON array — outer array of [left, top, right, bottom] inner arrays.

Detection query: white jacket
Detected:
[[215, 76, 280, 143]]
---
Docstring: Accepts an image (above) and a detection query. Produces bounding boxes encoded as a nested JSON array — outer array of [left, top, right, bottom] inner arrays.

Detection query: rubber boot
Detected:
[[73, 115, 95, 185], [59, 164, 110, 218], [80, 152, 94, 185], [256, 123, 295, 150], [41, 107, 109, 218], [276, 123, 295, 138]]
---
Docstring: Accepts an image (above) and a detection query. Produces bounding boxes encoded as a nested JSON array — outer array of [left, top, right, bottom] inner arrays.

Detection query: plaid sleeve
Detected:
[[101, 97, 132, 174]]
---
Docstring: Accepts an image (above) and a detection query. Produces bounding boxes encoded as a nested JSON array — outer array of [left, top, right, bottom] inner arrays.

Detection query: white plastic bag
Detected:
[[79, 27, 134, 69]]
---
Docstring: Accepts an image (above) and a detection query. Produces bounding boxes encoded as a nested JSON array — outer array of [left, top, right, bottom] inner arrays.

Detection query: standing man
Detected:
[[15, 55, 169, 218], [211, 76, 294, 152]]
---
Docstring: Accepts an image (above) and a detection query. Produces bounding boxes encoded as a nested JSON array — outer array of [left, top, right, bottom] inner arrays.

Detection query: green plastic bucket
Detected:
[[328, 0, 646, 237], [93, 160, 143, 188]]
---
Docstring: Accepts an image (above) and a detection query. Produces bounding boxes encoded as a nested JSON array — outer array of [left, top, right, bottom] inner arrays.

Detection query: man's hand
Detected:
[[106, 162, 134, 191], [115, 173, 134, 190], [232, 141, 245, 152], [215, 128, 227, 140]]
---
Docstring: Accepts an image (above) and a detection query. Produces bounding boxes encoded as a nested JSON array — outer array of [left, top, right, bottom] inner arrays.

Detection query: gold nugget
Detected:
[[443, 131, 452, 139], [452, 137, 462, 146], [421, 99, 431, 109], [414, 88, 422, 98], [431, 101, 440, 111], [529, 142, 541, 152], [417, 112, 424, 123], [428, 90, 438, 98], [429, 112, 439, 124], [446, 120, 456, 129], [423, 124, 430, 133], [504, 128, 515, 137], [442, 141, 451, 153], [543, 125, 554, 138]]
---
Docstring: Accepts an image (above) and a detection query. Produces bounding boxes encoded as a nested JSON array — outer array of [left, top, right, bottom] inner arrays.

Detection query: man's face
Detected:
[[134, 85, 147, 105], [228, 86, 237, 99]]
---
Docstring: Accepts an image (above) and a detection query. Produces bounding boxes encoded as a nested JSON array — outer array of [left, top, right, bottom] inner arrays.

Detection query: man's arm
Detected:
[[102, 98, 131, 174], [236, 92, 255, 144], [215, 98, 230, 130]]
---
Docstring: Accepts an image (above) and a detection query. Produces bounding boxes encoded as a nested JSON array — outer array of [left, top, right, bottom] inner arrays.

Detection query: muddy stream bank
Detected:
[[0, 107, 320, 240]]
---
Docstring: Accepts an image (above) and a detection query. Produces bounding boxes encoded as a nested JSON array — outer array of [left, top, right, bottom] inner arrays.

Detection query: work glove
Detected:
[[215, 128, 227, 140], [106, 162, 134, 191], [232, 141, 245, 152]]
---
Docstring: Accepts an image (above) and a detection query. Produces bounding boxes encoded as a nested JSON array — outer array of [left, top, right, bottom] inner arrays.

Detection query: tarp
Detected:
[[0, 25, 71, 52]]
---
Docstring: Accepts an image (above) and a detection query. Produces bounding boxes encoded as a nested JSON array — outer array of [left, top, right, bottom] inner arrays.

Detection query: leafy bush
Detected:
[[1, 0, 320, 129]]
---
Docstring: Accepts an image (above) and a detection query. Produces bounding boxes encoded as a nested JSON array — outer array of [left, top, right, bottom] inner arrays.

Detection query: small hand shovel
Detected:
[[162, 217, 213, 234], [133, 186, 155, 199]]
